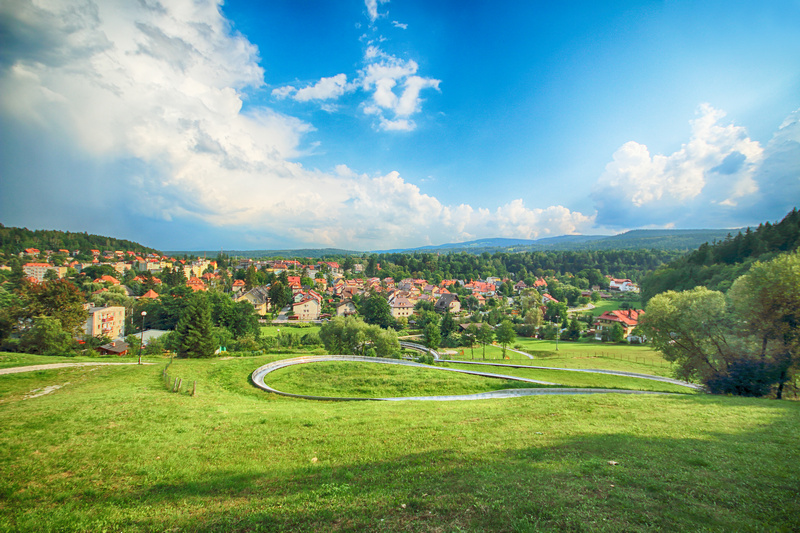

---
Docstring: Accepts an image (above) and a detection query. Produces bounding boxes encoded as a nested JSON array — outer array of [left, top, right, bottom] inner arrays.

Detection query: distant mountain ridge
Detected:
[[163, 248, 362, 260], [169, 229, 745, 258], [374, 228, 743, 254]]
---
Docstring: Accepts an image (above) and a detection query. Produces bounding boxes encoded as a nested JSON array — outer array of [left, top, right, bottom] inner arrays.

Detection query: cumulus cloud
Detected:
[[592, 104, 769, 228], [392, 21, 407, 30], [359, 54, 440, 131], [273, 73, 349, 102], [270, 5, 439, 132], [364, 0, 389, 24], [0, 0, 593, 250]]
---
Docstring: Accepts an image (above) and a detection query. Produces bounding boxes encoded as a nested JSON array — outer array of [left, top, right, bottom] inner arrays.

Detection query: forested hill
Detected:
[[641, 208, 800, 302], [0, 225, 160, 257], [375, 228, 743, 254]]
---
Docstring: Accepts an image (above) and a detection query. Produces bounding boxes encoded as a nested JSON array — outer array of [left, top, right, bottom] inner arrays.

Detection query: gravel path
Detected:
[[0, 362, 152, 375]]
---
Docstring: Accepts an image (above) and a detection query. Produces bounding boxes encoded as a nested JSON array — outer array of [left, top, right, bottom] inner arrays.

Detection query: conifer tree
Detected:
[[175, 294, 215, 358]]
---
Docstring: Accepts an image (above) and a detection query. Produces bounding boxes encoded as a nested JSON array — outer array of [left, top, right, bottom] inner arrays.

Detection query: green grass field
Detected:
[[261, 324, 321, 337], [583, 298, 642, 316], [452, 339, 677, 377], [1, 352, 798, 532]]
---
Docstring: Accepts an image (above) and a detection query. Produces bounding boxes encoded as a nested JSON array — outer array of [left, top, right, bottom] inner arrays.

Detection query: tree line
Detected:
[[641, 208, 800, 302], [0, 224, 159, 260]]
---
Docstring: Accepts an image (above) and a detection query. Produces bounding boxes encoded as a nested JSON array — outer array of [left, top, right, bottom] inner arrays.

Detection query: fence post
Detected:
[[192, 381, 196, 397], [173, 377, 179, 392], [176, 378, 182, 393]]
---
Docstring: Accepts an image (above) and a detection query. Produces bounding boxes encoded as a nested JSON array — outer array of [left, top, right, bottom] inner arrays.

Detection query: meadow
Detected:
[[0, 350, 798, 532], [451, 338, 677, 377]]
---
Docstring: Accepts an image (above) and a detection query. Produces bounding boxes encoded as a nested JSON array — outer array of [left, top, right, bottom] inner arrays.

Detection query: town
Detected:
[[6, 244, 646, 358]]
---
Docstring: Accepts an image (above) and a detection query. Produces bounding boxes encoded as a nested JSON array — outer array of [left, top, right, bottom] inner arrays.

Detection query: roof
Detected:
[[435, 293, 460, 309], [391, 296, 414, 308], [141, 289, 159, 299], [595, 309, 644, 327], [98, 341, 130, 354]]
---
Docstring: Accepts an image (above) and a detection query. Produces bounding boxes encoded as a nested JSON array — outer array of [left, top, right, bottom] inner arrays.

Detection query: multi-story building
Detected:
[[85, 306, 126, 339], [22, 263, 67, 282]]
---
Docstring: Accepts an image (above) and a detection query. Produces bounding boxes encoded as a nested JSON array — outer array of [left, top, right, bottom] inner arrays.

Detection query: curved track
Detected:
[[438, 359, 703, 390], [251, 355, 687, 402]]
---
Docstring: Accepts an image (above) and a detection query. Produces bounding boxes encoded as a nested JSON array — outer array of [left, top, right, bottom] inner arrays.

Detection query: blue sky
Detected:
[[1, 0, 799, 251]]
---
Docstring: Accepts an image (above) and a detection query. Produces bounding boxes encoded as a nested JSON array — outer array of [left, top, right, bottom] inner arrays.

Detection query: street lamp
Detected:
[[138, 311, 147, 365], [555, 314, 560, 351]]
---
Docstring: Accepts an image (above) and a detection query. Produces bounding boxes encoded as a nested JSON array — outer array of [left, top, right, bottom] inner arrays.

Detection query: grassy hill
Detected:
[[1, 351, 798, 532]]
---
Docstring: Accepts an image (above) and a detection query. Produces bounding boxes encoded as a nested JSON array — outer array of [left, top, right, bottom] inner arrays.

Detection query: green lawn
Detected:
[[440, 363, 693, 394], [265, 361, 535, 398], [261, 324, 321, 337], [452, 339, 677, 377], [0, 352, 797, 532], [583, 298, 643, 316]]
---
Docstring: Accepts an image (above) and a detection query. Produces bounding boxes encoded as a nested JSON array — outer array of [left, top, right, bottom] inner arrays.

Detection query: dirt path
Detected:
[[0, 362, 152, 375]]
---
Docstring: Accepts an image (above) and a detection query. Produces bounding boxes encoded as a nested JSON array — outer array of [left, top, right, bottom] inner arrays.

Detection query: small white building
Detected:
[[608, 278, 639, 293]]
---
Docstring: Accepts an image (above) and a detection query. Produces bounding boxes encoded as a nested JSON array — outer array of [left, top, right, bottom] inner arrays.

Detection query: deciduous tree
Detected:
[[641, 287, 733, 383], [495, 320, 516, 358]]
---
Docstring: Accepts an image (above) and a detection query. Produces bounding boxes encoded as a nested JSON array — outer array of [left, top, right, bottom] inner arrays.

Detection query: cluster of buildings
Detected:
[[18, 247, 216, 284], [11, 247, 646, 346]]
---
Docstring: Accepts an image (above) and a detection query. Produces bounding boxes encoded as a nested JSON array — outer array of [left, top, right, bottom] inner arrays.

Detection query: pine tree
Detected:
[[175, 294, 215, 358]]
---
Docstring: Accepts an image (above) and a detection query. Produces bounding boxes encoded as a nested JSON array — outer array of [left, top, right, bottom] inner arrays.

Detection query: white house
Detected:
[[608, 278, 639, 292]]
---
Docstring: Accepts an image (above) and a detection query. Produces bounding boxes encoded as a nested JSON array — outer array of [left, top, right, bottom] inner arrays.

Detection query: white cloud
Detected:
[[492, 201, 596, 239], [592, 104, 766, 227], [392, 21, 407, 30], [271, 85, 295, 99], [0, 0, 596, 250], [364, 0, 389, 24], [271, 74, 350, 103], [269, 9, 438, 132], [359, 53, 440, 130]]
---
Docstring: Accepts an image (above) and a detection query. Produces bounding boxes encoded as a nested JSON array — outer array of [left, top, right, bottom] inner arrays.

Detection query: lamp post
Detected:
[[555, 314, 559, 351], [138, 311, 147, 365]]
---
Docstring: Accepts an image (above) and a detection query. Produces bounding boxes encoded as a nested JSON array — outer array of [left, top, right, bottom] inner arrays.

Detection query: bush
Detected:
[[415, 354, 435, 365], [301, 332, 322, 346], [705, 358, 779, 397], [440, 332, 462, 348], [20, 317, 75, 356]]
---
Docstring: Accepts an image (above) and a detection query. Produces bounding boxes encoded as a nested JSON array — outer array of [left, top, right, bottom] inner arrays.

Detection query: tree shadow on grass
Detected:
[[63, 397, 798, 533]]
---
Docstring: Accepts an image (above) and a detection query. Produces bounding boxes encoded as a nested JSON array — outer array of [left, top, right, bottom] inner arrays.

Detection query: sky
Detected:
[[1, 0, 799, 252]]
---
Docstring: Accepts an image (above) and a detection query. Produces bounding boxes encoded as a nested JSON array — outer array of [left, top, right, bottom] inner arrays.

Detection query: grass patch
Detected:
[[0, 352, 797, 532], [453, 340, 677, 377], [441, 363, 694, 394], [261, 324, 321, 337], [584, 298, 643, 317], [265, 361, 534, 398]]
